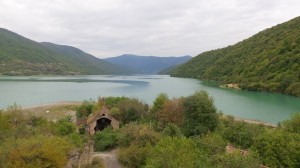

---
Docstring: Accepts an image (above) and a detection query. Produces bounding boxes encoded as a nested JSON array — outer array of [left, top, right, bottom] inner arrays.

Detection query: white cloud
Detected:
[[0, 0, 299, 58]]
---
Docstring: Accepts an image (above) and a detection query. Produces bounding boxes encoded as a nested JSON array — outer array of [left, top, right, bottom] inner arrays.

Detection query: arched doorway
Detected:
[[94, 117, 112, 132]]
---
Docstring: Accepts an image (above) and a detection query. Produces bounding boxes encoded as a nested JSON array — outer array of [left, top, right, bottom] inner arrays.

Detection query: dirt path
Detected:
[[92, 149, 122, 168]]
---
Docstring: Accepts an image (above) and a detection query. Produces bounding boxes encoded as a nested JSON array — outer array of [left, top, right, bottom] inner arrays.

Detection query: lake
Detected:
[[0, 75, 299, 124]]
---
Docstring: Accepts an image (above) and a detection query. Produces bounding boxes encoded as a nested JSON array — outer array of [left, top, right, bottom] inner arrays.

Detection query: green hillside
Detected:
[[0, 28, 125, 75], [171, 16, 300, 97]]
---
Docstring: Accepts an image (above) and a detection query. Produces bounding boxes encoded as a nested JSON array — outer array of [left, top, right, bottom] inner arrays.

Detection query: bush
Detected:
[[55, 117, 76, 136], [220, 120, 265, 148], [162, 123, 183, 137], [1, 136, 73, 168], [183, 91, 219, 137], [76, 100, 95, 118], [118, 123, 161, 147], [145, 137, 204, 168], [216, 151, 260, 168], [252, 130, 300, 167], [119, 143, 152, 168], [68, 133, 83, 147], [193, 133, 227, 155], [93, 127, 118, 151], [281, 113, 300, 133], [117, 98, 148, 124]]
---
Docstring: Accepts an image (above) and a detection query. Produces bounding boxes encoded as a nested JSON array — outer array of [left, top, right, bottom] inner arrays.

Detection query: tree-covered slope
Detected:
[[0, 28, 125, 75], [105, 54, 191, 74], [171, 16, 300, 97]]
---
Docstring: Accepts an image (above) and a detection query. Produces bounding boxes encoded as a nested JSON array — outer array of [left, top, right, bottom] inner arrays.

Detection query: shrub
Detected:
[[183, 91, 219, 136], [252, 130, 300, 167], [162, 123, 183, 137], [118, 123, 161, 147], [145, 137, 203, 168], [2, 136, 73, 168], [55, 117, 76, 136], [119, 143, 152, 168], [216, 151, 260, 168], [281, 113, 300, 133], [93, 127, 118, 151], [76, 100, 95, 118]]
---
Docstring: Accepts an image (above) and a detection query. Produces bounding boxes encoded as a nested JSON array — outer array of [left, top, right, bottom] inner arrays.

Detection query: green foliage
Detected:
[[93, 127, 118, 151], [162, 123, 183, 137], [118, 123, 161, 147], [0, 28, 126, 75], [79, 125, 86, 134], [0, 104, 85, 168], [55, 117, 76, 136], [170, 16, 300, 97], [216, 151, 261, 168], [183, 91, 219, 136], [68, 133, 83, 147], [118, 123, 160, 168], [145, 137, 202, 168], [0, 135, 73, 168], [281, 113, 300, 133], [119, 143, 152, 168], [104, 96, 129, 109], [219, 118, 266, 148], [150, 93, 169, 118], [252, 130, 300, 167], [193, 133, 227, 155], [116, 98, 148, 124], [103, 96, 148, 124], [76, 100, 95, 118], [110, 107, 121, 120], [0, 111, 13, 140], [156, 98, 184, 129]]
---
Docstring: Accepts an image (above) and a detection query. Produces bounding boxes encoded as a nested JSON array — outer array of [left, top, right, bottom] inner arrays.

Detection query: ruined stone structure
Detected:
[[85, 107, 119, 135]]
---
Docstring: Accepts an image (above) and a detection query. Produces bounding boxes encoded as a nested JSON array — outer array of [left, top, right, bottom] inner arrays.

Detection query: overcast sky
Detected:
[[0, 0, 299, 58]]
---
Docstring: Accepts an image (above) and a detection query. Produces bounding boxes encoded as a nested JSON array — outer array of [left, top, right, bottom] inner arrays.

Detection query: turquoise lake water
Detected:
[[0, 75, 299, 124]]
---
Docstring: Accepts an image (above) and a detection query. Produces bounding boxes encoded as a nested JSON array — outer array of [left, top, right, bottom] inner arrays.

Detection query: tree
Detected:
[[162, 123, 183, 137], [156, 98, 184, 129], [117, 98, 148, 124], [183, 91, 219, 136], [150, 93, 169, 118], [252, 130, 300, 167]]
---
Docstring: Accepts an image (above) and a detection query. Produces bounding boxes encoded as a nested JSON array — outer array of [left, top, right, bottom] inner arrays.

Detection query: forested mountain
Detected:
[[0, 28, 126, 75], [105, 54, 191, 74], [170, 16, 300, 97]]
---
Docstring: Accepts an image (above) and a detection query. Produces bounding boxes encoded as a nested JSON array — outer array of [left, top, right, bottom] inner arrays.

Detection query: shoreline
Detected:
[[234, 117, 277, 128], [18, 101, 278, 128], [22, 101, 82, 109]]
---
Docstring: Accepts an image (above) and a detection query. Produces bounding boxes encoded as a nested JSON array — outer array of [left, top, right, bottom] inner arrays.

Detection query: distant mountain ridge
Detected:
[[170, 16, 300, 97], [0, 28, 127, 75], [105, 54, 192, 74]]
